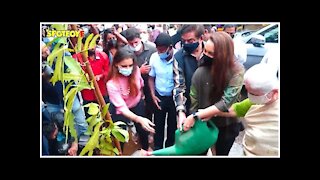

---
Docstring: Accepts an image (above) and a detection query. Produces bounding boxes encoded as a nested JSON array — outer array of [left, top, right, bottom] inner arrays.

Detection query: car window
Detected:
[[247, 24, 279, 44], [264, 27, 278, 43]]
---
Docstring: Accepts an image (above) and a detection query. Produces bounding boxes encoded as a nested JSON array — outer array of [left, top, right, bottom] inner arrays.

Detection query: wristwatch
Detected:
[[192, 112, 199, 121]]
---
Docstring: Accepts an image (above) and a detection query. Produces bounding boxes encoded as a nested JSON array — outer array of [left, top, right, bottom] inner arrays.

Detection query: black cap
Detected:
[[154, 32, 172, 47]]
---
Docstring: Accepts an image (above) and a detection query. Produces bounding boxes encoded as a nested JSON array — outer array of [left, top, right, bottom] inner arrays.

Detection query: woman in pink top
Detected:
[[106, 49, 155, 151]]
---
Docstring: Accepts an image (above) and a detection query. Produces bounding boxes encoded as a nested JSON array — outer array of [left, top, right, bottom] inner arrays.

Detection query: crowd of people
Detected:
[[41, 23, 279, 156]]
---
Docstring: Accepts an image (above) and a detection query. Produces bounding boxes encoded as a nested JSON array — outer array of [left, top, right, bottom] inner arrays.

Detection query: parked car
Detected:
[[239, 23, 279, 100], [242, 23, 279, 71], [234, 30, 256, 38]]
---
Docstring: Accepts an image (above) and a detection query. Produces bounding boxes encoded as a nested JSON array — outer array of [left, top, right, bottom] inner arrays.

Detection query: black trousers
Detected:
[[110, 100, 149, 151], [215, 122, 241, 155], [153, 91, 177, 150]]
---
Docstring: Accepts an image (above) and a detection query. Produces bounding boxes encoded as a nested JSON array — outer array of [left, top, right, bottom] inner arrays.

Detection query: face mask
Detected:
[[200, 54, 214, 63], [88, 49, 95, 57], [183, 41, 199, 54], [129, 42, 142, 52], [107, 39, 117, 49], [248, 92, 271, 104], [118, 66, 133, 76], [158, 47, 170, 60]]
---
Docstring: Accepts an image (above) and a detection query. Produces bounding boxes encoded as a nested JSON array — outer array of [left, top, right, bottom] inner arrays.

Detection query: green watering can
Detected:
[[152, 119, 219, 156]]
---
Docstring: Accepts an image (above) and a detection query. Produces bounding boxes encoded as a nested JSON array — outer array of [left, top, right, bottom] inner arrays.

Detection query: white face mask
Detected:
[[248, 92, 271, 104], [129, 42, 142, 52]]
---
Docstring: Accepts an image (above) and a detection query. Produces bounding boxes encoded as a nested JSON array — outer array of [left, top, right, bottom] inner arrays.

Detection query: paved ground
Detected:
[[228, 130, 244, 156]]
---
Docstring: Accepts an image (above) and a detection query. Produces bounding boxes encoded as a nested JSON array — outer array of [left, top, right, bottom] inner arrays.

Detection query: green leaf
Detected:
[[50, 52, 63, 85], [99, 148, 113, 156], [64, 88, 77, 107], [76, 36, 83, 53], [66, 88, 77, 115], [51, 24, 68, 30], [88, 115, 98, 133], [63, 73, 83, 82], [100, 128, 111, 134], [57, 37, 67, 45], [111, 129, 125, 142], [88, 150, 94, 156], [113, 121, 127, 126], [64, 82, 74, 96], [90, 80, 95, 89], [103, 141, 114, 151], [67, 112, 77, 141], [83, 102, 99, 108], [83, 33, 94, 57], [88, 103, 99, 116], [114, 127, 129, 142], [102, 103, 110, 119], [84, 131, 92, 136], [79, 121, 103, 156], [64, 56, 83, 75], [105, 134, 112, 143], [47, 46, 67, 67], [113, 147, 119, 155], [77, 75, 91, 92], [77, 82, 91, 92], [86, 115, 94, 123], [46, 37, 59, 48], [89, 34, 100, 49]]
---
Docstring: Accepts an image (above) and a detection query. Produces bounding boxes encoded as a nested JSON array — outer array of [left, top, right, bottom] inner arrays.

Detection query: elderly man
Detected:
[[218, 63, 279, 156]]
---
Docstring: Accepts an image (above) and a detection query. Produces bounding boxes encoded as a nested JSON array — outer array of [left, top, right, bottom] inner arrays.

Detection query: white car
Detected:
[[241, 24, 279, 71], [239, 24, 279, 100]]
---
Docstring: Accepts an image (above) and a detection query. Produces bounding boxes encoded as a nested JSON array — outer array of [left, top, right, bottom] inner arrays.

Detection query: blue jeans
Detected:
[[42, 135, 50, 155], [45, 97, 88, 138]]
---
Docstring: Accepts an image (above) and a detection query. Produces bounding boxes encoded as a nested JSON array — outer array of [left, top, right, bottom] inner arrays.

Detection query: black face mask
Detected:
[[107, 39, 117, 49], [182, 41, 199, 54], [88, 49, 95, 57], [200, 54, 214, 66]]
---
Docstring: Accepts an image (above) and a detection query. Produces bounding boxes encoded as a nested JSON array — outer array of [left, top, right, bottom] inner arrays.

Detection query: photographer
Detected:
[[41, 41, 88, 140]]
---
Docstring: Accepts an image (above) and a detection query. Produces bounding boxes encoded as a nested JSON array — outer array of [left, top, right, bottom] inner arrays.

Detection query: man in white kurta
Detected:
[[219, 63, 279, 156]]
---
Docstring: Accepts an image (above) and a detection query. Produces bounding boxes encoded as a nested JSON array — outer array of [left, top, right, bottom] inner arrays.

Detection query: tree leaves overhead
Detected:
[[50, 52, 63, 85], [63, 73, 83, 82], [51, 24, 68, 31], [83, 33, 94, 57], [47, 45, 67, 67], [89, 34, 100, 49], [64, 56, 82, 75], [44, 25, 128, 156]]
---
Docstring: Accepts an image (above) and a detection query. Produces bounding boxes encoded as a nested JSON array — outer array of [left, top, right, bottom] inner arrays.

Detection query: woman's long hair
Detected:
[[209, 32, 236, 103], [106, 48, 139, 97], [102, 29, 115, 54]]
